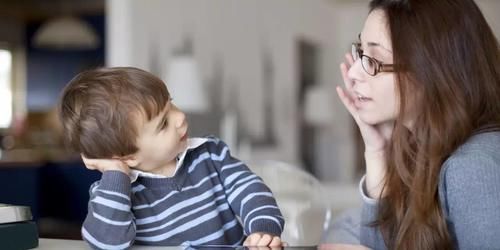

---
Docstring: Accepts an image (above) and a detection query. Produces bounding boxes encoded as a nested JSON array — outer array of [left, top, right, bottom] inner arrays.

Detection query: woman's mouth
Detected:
[[354, 91, 373, 103], [353, 92, 373, 109], [355, 92, 373, 102]]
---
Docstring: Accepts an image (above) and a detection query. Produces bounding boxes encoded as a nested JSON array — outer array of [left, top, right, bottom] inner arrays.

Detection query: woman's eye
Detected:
[[368, 59, 376, 67]]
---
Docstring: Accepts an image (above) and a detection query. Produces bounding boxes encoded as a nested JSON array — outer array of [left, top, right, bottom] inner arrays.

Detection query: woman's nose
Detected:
[[347, 59, 366, 83]]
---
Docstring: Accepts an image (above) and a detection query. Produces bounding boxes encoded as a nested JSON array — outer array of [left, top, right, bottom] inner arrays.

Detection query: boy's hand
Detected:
[[243, 233, 283, 247], [81, 155, 130, 175]]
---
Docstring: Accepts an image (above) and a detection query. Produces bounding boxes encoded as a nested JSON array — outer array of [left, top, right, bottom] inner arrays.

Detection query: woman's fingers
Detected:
[[345, 53, 355, 67], [344, 53, 355, 90], [340, 59, 356, 106], [341, 59, 355, 91], [339, 59, 363, 126], [336, 86, 358, 120]]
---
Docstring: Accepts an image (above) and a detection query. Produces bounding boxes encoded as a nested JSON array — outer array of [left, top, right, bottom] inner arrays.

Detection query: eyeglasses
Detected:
[[351, 43, 395, 76]]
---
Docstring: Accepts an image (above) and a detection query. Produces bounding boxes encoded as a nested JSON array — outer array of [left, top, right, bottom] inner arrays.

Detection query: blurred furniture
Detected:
[[319, 181, 362, 245], [1, 110, 73, 163], [319, 181, 362, 244], [248, 160, 331, 246], [321, 207, 361, 245], [0, 160, 101, 239]]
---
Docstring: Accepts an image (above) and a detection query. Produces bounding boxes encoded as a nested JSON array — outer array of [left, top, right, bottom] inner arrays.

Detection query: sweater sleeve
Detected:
[[82, 171, 136, 250], [206, 137, 285, 237], [359, 176, 387, 250], [440, 150, 500, 249]]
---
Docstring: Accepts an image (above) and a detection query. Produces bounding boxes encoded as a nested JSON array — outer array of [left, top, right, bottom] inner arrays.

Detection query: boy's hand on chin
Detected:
[[243, 232, 284, 248], [81, 154, 130, 175]]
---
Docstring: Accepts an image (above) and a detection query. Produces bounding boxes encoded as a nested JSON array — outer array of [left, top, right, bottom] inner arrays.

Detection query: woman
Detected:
[[335, 0, 500, 249]]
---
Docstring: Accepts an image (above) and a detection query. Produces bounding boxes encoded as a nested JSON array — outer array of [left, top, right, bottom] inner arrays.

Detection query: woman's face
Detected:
[[348, 9, 399, 125]]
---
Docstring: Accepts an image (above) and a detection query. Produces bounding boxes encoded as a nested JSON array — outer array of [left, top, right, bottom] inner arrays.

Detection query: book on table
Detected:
[[0, 204, 38, 249]]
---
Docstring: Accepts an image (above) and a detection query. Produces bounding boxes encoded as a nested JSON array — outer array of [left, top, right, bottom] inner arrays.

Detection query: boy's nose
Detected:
[[175, 110, 186, 128]]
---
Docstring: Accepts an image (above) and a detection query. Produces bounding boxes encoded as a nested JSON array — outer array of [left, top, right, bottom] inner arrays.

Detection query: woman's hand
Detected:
[[336, 53, 393, 198], [337, 53, 392, 153], [81, 154, 130, 175]]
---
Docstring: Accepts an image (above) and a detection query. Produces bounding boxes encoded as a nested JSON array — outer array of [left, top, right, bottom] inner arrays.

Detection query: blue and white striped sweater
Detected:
[[82, 137, 284, 249]]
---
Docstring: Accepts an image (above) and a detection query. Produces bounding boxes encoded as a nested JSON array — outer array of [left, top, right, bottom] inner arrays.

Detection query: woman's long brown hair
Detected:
[[368, 0, 500, 249]]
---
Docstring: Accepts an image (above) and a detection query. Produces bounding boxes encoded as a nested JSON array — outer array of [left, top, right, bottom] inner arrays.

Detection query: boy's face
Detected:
[[130, 100, 189, 173]]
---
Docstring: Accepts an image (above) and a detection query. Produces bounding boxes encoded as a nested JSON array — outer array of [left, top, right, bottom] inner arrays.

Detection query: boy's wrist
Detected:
[[103, 166, 130, 175], [99, 171, 132, 195], [248, 220, 282, 237]]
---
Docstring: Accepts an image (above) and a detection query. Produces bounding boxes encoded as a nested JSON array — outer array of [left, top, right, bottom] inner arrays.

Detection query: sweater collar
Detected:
[[129, 137, 207, 183]]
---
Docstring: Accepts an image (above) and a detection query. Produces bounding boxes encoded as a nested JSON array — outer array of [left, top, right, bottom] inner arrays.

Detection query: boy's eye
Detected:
[[161, 118, 168, 130], [156, 116, 168, 132]]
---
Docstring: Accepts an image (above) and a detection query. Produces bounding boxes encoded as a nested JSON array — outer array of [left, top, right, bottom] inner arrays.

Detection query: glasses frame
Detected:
[[351, 42, 395, 76]]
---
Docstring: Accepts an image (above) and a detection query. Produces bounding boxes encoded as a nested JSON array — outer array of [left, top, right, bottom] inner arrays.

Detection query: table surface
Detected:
[[36, 239, 181, 249], [35, 239, 316, 250]]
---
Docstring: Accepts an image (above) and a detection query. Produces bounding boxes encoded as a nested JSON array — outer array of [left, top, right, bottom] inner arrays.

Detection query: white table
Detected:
[[35, 238, 316, 249], [35, 239, 183, 250]]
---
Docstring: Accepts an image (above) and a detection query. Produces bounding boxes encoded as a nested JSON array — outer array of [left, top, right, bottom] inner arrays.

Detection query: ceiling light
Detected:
[[32, 16, 100, 50]]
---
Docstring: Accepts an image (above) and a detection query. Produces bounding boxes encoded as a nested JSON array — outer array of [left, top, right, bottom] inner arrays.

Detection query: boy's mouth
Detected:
[[180, 132, 188, 141]]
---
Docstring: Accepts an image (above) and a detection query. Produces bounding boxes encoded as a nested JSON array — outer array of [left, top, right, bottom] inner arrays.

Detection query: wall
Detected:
[[106, 0, 358, 182], [313, 1, 369, 181], [105, 0, 500, 183], [477, 0, 500, 40], [26, 15, 105, 111]]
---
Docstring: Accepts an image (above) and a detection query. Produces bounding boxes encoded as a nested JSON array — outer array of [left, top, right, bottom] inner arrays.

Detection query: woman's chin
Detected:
[[359, 113, 395, 126]]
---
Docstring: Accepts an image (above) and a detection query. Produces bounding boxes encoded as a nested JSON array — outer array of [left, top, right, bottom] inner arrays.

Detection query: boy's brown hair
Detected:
[[58, 67, 170, 158]]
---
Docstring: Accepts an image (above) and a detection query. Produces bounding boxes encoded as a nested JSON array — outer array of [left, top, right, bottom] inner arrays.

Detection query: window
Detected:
[[0, 49, 12, 128]]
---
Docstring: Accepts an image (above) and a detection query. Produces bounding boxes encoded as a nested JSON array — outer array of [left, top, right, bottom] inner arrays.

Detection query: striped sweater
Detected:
[[81, 137, 284, 249]]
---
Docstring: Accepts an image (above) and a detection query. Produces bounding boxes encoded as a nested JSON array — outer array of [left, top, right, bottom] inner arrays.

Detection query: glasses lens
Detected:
[[361, 56, 377, 76]]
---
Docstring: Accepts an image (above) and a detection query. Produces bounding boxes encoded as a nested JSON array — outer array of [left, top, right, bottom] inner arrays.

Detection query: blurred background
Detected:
[[0, 0, 499, 244]]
